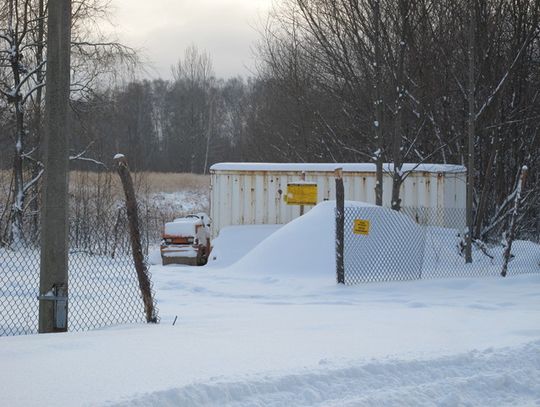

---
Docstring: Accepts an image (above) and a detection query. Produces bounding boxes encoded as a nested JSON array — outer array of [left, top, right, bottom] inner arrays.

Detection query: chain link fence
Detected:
[[1, 204, 157, 337], [1, 170, 210, 337], [342, 206, 540, 284]]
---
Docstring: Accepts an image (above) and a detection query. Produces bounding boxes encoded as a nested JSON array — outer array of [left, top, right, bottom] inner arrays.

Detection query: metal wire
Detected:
[[1, 205, 158, 337], [342, 206, 540, 284]]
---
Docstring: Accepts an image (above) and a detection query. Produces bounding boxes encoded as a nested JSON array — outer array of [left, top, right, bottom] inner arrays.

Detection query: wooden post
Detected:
[[114, 154, 157, 323], [335, 168, 345, 284], [501, 166, 528, 277], [39, 0, 72, 333]]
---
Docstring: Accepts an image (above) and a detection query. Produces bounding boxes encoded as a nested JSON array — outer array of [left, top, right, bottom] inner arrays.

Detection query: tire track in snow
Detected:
[[109, 341, 540, 407]]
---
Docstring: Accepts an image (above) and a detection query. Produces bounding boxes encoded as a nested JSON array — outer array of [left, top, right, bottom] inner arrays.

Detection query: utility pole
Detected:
[[39, 0, 72, 333], [465, 5, 475, 264]]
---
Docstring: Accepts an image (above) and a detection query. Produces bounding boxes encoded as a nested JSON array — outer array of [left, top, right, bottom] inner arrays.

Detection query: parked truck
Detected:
[[160, 213, 211, 266]]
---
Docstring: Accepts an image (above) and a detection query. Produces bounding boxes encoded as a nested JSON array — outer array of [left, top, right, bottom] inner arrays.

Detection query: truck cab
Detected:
[[160, 213, 211, 266]]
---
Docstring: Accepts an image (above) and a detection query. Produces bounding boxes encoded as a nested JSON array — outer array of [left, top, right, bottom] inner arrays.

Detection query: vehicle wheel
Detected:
[[199, 256, 208, 266], [197, 250, 207, 266]]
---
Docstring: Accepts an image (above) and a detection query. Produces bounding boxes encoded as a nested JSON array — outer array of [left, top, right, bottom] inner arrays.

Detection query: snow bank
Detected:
[[502, 240, 540, 270], [112, 340, 540, 407], [423, 227, 540, 278], [343, 205, 426, 282], [227, 200, 538, 281], [208, 225, 282, 267], [232, 201, 425, 281], [231, 201, 338, 278]]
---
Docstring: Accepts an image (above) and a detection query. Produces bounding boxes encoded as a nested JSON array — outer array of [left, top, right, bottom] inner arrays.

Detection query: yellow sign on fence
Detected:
[[353, 219, 370, 235], [285, 183, 318, 205]]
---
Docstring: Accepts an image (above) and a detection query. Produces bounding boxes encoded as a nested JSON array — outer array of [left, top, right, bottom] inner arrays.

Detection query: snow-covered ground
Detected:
[[1, 202, 539, 406]]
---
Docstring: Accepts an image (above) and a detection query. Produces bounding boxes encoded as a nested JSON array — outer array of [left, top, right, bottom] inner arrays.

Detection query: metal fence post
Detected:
[[39, 0, 72, 333], [300, 171, 306, 216], [335, 168, 345, 284]]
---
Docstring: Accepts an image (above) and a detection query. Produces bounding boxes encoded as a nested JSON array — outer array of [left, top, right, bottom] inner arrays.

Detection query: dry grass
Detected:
[[0, 170, 208, 189], [138, 172, 210, 193], [68, 171, 210, 195], [1, 170, 210, 205]]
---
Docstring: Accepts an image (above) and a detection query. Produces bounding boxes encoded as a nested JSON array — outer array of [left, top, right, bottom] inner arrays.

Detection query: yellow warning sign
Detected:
[[353, 219, 370, 235], [285, 183, 318, 205]]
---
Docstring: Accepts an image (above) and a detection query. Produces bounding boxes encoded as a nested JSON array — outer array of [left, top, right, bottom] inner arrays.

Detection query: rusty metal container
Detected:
[[209, 163, 466, 238]]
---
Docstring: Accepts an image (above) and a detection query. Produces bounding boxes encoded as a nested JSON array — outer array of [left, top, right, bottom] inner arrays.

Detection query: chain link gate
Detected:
[[343, 206, 426, 283], [341, 206, 540, 284]]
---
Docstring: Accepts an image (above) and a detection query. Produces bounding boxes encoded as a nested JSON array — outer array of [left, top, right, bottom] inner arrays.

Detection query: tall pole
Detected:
[[114, 155, 157, 323], [374, 0, 384, 207], [335, 168, 345, 284], [465, 5, 475, 264], [39, 0, 72, 333]]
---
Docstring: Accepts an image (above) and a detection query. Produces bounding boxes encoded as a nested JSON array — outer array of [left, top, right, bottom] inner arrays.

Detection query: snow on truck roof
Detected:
[[210, 162, 466, 174]]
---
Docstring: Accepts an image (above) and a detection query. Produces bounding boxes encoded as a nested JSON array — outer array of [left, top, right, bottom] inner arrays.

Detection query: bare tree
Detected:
[[0, 0, 137, 246], [170, 45, 216, 173], [253, 0, 540, 243]]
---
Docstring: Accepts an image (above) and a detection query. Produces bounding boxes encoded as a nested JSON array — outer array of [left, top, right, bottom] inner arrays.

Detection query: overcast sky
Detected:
[[110, 0, 272, 80]]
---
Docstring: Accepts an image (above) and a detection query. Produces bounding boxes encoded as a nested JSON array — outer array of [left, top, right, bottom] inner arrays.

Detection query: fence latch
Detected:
[[38, 284, 68, 329]]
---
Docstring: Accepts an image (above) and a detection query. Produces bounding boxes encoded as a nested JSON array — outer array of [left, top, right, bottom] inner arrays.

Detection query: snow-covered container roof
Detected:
[[210, 162, 466, 174]]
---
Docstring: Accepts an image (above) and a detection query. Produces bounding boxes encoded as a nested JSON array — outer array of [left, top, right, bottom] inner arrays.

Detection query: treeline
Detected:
[[68, 44, 339, 174], [70, 47, 248, 173], [71, 0, 540, 242], [255, 0, 540, 241], [1, 0, 539, 246]]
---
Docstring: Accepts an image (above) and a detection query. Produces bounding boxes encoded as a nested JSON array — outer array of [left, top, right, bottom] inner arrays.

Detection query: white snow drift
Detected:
[[1, 201, 539, 406]]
